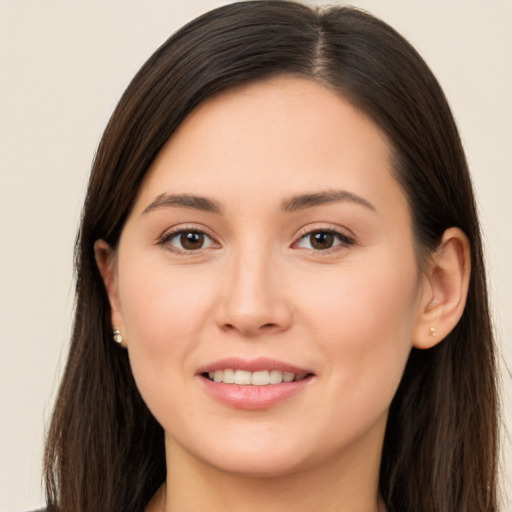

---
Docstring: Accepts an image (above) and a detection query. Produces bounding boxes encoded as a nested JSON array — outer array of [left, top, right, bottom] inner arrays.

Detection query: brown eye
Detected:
[[295, 229, 355, 252], [180, 231, 205, 250], [162, 229, 217, 252], [309, 231, 335, 250]]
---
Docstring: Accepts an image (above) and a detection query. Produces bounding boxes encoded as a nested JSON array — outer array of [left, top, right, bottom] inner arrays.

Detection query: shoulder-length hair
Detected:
[[44, 2, 499, 511]]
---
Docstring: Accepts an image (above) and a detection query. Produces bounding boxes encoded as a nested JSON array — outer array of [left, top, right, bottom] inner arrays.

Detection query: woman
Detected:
[[43, 1, 499, 511]]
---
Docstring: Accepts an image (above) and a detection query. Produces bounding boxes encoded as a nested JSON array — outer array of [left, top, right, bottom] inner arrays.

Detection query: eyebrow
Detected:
[[142, 189, 375, 216], [281, 190, 376, 212], [142, 193, 222, 215]]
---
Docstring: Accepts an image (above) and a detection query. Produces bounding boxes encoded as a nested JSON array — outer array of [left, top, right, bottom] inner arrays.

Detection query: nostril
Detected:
[[222, 322, 278, 333], [223, 323, 236, 331]]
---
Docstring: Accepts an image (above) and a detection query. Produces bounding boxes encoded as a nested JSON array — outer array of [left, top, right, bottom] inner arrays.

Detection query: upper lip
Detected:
[[197, 357, 313, 375]]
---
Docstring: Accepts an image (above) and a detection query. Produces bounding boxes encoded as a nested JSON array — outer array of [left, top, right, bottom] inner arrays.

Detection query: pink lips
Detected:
[[197, 357, 311, 375], [197, 357, 314, 410]]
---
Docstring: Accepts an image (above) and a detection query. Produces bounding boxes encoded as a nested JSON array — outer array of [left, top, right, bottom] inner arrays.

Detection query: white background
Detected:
[[0, 1, 510, 510]]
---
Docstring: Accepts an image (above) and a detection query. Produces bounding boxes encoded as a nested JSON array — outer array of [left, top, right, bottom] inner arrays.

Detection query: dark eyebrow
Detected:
[[142, 193, 222, 215], [281, 190, 376, 213]]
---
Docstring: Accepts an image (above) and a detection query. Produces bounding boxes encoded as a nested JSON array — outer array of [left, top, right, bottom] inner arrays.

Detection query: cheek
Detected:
[[299, 256, 419, 400], [116, 257, 215, 397], [119, 256, 212, 339]]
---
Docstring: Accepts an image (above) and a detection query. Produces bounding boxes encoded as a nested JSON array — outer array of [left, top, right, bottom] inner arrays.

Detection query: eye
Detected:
[[161, 229, 217, 252], [295, 229, 354, 251]]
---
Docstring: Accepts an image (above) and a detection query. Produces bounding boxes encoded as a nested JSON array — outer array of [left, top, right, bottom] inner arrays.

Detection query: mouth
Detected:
[[202, 369, 311, 385], [197, 358, 315, 409]]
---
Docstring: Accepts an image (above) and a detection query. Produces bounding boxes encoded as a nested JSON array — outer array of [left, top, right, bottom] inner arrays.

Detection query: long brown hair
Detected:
[[44, 2, 499, 511]]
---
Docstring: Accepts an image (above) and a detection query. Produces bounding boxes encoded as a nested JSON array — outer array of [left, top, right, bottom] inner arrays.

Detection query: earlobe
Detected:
[[94, 239, 126, 346], [413, 227, 471, 349]]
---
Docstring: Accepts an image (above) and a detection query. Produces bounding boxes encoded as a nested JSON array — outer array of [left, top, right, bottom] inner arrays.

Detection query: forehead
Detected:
[[135, 76, 406, 218]]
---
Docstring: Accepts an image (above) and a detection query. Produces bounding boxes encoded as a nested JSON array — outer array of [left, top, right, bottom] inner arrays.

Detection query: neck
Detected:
[[149, 424, 387, 512]]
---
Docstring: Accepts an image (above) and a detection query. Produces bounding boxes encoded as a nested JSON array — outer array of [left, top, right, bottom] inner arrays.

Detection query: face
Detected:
[[101, 77, 431, 477]]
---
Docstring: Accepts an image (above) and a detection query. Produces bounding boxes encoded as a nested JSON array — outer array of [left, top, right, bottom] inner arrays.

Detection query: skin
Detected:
[[96, 77, 470, 512]]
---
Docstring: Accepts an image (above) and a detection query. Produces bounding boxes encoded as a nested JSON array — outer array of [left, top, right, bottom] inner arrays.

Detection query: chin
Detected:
[[182, 428, 329, 479], [202, 451, 314, 479]]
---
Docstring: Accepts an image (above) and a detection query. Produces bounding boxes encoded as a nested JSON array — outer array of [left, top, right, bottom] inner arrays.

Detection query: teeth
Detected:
[[251, 370, 269, 385], [269, 370, 283, 384], [222, 368, 235, 384], [234, 369, 252, 385], [206, 369, 309, 385]]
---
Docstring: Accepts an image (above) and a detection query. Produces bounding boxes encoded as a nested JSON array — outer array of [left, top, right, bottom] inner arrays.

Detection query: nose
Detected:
[[214, 249, 293, 337]]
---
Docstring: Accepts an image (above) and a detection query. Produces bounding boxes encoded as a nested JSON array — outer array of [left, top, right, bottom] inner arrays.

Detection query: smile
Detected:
[[205, 369, 309, 385], [197, 358, 315, 409]]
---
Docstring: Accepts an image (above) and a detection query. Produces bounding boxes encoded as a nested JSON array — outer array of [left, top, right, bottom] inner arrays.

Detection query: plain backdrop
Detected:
[[0, 1, 510, 510]]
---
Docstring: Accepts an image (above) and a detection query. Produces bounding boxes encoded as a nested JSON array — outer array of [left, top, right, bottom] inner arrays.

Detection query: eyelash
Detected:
[[157, 226, 219, 254], [157, 226, 355, 254], [293, 228, 356, 254]]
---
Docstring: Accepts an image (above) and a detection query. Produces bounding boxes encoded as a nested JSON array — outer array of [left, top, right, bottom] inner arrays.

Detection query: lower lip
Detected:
[[199, 376, 313, 410]]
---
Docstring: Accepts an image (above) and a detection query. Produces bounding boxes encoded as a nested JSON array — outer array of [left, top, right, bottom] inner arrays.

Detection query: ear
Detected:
[[94, 239, 126, 347], [413, 227, 471, 349]]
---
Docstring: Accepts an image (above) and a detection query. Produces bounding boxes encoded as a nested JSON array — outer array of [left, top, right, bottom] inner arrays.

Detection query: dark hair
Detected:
[[44, 2, 499, 511]]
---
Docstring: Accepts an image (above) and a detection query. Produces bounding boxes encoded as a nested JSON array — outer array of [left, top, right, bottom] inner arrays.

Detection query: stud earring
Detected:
[[429, 327, 437, 337], [112, 329, 123, 344]]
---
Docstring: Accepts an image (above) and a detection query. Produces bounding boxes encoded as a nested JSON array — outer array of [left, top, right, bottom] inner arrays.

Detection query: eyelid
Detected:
[[292, 224, 356, 252], [157, 224, 221, 253], [156, 223, 356, 254], [294, 223, 356, 240]]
